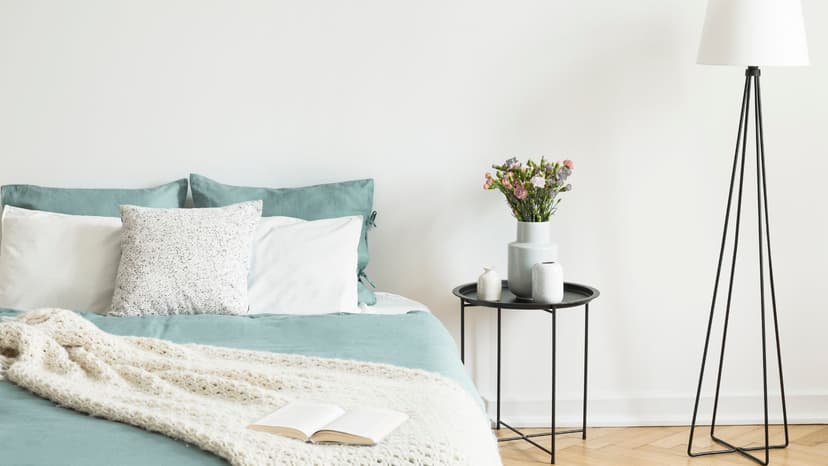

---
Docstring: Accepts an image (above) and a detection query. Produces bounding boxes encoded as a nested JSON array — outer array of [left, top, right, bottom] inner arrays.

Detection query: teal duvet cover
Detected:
[[0, 309, 476, 466]]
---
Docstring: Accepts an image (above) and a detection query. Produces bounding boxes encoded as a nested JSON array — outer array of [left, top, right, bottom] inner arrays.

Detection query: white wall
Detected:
[[1, 0, 826, 426]]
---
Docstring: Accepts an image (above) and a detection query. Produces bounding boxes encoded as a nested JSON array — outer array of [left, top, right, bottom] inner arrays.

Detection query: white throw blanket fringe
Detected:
[[0, 309, 500, 466]]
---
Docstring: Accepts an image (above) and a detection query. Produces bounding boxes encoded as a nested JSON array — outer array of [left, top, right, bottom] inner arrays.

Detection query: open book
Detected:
[[248, 401, 408, 446]]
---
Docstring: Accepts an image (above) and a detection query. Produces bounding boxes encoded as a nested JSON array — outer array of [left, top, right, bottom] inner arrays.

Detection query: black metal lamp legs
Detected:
[[687, 66, 789, 465]]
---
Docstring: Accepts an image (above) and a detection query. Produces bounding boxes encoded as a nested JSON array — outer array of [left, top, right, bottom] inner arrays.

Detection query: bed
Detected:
[[0, 177, 499, 465], [0, 294, 482, 466]]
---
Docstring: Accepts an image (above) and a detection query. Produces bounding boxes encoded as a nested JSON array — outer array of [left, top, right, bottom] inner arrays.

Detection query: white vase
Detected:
[[477, 266, 502, 301], [507, 221, 558, 299], [532, 262, 564, 303]]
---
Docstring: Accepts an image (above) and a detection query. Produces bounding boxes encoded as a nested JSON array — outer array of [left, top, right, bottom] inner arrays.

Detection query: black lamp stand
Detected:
[[687, 66, 789, 465]]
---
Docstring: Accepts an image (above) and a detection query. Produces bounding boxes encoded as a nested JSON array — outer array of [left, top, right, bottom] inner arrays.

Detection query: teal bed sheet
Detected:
[[0, 309, 476, 466]]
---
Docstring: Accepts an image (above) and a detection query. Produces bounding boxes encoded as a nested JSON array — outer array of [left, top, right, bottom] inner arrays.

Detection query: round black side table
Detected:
[[453, 280, 599, 464]]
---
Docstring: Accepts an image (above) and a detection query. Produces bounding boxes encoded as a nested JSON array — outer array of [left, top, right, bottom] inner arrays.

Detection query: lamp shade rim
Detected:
[[696, 60, 811, 67]]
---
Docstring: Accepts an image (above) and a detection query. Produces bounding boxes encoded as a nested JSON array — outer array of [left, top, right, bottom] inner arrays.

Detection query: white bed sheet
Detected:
[[357, 292, 430, 315]]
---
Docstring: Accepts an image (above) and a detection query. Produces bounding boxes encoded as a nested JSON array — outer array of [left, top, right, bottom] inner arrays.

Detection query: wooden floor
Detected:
[[498, 425, 828, 465]]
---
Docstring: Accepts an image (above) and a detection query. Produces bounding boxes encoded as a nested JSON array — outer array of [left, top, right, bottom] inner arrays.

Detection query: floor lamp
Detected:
[[687, 1, 809, 465]]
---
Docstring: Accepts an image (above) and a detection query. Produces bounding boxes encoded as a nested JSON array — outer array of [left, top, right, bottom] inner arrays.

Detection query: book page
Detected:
[[250, 402, 345, 438], [317, 407, 408, 444]]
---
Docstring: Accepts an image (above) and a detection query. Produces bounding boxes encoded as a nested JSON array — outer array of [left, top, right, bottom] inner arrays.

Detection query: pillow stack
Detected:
[[190, 174, 377, 305], [0, 176, 375, 316], [0, 180, 187, 315]]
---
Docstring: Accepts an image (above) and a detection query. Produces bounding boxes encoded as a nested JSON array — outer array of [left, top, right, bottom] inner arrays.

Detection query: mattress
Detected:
[[0, 302, 475, 466], [357, 291, 430, 314]]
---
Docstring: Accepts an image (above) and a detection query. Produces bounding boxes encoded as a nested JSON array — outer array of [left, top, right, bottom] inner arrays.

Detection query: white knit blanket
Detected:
[[0, 309, 500, 466]]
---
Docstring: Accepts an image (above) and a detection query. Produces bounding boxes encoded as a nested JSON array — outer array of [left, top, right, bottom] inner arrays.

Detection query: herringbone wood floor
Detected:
[[498, 425, 828, 465]]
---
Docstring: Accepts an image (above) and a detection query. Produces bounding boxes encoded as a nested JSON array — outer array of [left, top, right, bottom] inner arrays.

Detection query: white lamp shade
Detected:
[[698, 0, 809, 66]]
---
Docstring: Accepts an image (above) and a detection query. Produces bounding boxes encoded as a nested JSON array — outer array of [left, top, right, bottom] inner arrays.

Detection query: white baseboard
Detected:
[[482, 393, 828, 427]]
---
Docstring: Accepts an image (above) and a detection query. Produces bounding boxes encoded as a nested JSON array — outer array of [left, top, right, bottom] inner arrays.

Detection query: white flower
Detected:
[[530, 175, 545, 189]]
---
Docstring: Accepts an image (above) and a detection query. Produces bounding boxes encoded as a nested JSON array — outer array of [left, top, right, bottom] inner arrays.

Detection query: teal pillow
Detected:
[[1, 179, 188, 217], [190, 174, 377, 305]]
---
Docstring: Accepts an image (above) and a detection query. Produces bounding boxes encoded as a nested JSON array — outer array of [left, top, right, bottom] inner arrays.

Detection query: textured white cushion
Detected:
[[0, 206, 121, 313], [110, 201, 262, 316], [249, 215, 362, 314]]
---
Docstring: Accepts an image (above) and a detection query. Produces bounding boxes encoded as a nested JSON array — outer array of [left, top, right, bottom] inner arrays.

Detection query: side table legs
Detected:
[[458, 300, 590, 465], [583, 303, 589, 440], [497, 306, 502, 430], [551, 309, 556, 464], [460, 302, 465, 363]]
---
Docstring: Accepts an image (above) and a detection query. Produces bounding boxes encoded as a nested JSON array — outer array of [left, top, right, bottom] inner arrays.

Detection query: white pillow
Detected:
[[249, 215, 362, 314], [0, 206, 121, 313]]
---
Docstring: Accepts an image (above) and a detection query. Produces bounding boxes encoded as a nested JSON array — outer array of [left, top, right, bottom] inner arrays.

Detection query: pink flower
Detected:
[[485, 172, 492, 179], [514, 183, 528, 200], [563, 159, 574, 170], [502, 177, 512, 189], [483, 179, 493, 189]]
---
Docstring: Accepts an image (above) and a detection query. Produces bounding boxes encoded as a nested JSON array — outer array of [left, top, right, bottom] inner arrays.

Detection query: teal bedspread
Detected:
[[0, 309, 475, 466]]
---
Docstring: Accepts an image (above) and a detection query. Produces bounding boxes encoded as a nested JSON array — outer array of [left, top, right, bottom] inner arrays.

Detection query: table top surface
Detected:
[[452, 280, 599, 310]]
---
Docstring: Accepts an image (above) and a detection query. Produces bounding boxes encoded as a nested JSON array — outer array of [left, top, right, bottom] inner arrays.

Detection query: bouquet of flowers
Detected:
[[484, 157, 574, 222]]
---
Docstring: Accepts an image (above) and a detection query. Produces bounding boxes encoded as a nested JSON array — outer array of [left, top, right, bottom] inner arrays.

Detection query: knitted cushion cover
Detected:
[[110, 201, 262, 316]]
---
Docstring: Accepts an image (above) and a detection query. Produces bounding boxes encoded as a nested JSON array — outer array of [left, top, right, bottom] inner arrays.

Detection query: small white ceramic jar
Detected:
[[531, 262, 564, 303], [477, 266, 502, 301]]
